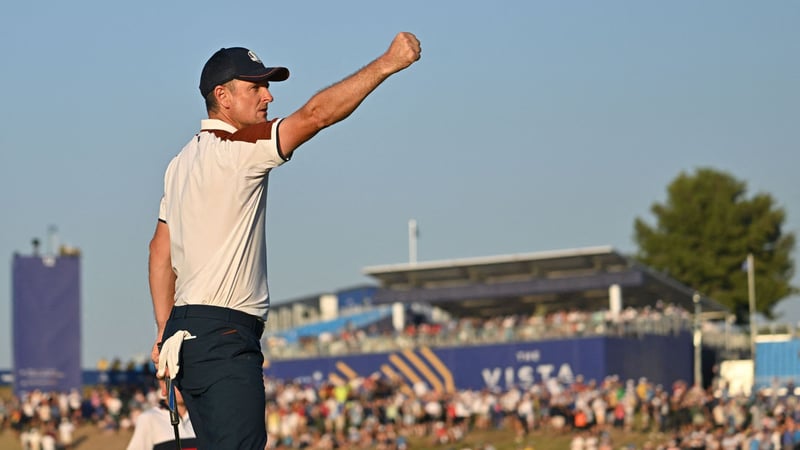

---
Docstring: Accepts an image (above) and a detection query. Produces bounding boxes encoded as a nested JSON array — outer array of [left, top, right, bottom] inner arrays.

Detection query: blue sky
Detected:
[[1, 1, 798, 369]]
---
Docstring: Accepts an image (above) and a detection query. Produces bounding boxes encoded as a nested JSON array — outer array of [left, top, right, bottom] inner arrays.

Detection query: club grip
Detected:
[[169, 408, 180, 426], [166, 378, 180, 425]]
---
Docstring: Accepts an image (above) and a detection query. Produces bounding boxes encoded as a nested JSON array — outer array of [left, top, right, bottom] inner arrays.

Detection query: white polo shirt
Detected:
[[127, 406, 196, 450], [158, 118, 288, 320]]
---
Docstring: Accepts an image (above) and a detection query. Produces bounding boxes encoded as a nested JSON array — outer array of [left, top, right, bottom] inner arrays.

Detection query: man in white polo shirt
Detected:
[[127, 386, 197, 450], [148, 32, 421, 450]]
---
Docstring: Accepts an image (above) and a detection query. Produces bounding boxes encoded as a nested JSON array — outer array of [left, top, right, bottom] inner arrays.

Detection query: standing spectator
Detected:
[[58, 416, 75, 449], [781, 419, 797, 450], [126, 386, 196, 450]]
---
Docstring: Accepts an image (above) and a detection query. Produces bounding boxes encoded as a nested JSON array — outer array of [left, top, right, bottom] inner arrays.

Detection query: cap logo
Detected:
[[247, 50, 262, 64]]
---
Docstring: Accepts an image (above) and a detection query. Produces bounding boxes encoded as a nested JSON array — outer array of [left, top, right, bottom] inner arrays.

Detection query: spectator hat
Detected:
[[200, 47, 289, 98]]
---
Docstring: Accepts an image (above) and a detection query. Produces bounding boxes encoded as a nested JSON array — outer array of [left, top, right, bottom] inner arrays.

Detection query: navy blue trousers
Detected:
[[164, 305, 266, 450]]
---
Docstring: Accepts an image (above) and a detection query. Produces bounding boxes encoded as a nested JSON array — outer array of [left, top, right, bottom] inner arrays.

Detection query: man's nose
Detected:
[[261, 87, 273, 102]]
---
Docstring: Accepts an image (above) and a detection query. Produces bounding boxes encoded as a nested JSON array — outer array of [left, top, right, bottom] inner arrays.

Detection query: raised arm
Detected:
[[277, 32, 421, 158], [148, 220, 175, 366]]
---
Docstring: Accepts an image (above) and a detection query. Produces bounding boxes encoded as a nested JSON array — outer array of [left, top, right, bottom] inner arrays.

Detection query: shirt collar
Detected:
[[200, 119, 238, 134]]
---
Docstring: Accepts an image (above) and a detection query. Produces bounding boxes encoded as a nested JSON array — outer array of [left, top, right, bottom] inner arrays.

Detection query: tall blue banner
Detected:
[[12, 254, 81, 396]]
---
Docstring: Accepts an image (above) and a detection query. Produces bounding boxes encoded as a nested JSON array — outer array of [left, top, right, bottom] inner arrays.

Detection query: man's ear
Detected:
[[215, 85, 230, 109]]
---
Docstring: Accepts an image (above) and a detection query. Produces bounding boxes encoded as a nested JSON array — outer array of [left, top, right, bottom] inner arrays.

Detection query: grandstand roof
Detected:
[[363, 246, 728, 317]]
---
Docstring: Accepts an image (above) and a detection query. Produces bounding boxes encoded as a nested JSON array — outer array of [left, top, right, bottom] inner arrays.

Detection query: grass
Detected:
[[406, 425, 661, 450], [0, 423, 667, 450]]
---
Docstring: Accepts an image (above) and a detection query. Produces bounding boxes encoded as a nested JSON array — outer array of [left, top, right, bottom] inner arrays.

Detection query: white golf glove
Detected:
[[157, 330, 196, 380]]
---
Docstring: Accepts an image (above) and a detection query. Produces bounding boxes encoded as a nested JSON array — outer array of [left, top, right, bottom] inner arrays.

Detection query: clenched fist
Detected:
[[383, 32, 421, 73]]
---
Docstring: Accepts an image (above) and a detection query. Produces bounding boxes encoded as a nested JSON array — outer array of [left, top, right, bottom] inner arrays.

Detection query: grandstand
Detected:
[[261, 246, 734, 391], [265, 245, 726, 338], [364, 245, 726, 317]]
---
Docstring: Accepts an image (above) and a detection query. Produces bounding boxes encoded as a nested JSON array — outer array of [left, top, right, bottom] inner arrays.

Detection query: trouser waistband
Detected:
[[170, 305, 264, 336]]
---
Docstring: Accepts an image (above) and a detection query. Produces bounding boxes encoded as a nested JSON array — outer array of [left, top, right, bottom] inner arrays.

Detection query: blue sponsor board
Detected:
[[265, 333, 692, 391], [12, 255, 82, 396], [754, 339, 800, 389], [606, 334, 693, 386]]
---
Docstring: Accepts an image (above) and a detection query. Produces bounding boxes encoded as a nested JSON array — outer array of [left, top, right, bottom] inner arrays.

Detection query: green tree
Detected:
[[634, 167, 796, 321]]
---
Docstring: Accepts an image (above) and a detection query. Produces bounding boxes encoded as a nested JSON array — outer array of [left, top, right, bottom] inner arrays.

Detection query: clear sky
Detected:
[[1, 1, 798, 369]]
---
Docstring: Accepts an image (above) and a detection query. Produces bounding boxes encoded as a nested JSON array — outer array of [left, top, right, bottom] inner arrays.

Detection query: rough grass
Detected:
[[0, 423, 665, 450]]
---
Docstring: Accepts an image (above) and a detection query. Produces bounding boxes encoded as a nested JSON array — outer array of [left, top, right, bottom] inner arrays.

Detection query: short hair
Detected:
[[204, 80, 237, 113], [204, 91, 218, 113]]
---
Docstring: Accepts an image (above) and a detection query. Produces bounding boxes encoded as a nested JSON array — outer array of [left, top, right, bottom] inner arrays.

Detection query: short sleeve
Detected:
[[158, 196, 167, 223]]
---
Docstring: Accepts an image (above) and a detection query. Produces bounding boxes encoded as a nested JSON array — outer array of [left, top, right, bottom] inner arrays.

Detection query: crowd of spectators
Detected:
[[3, 370, 800, 450], [0, 384, 143, 449], [265, 303, 701, 360], [0, 304, 789, 449], [258, 372, 800, 450]]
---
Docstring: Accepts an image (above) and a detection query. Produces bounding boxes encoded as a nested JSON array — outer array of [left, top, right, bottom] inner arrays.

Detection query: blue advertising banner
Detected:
[[754, 339, 800, 389], [12, 254, 81, 396], [264, 334, 692, 392], [606, 334, 693, 387]]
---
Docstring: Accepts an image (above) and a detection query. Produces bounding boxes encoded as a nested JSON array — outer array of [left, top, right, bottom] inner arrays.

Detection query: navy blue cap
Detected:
[[199, 47, 289, 98]]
